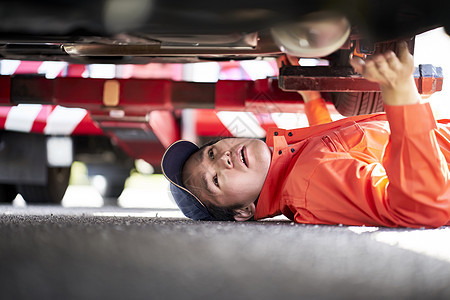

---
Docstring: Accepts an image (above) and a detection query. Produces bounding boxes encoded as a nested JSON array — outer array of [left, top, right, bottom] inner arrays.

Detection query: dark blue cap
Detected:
[[161, 140, 216, 221]]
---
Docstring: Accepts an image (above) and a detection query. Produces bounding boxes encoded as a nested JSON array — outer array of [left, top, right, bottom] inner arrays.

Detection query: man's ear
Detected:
[[233, 203, 256, 222]]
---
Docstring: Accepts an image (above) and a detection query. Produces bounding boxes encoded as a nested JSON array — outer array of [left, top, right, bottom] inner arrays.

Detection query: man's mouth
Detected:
[[240, 146, 248, 167]]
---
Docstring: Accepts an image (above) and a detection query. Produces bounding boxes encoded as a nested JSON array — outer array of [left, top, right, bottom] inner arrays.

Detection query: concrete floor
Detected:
[[1, 205, 449, 300]]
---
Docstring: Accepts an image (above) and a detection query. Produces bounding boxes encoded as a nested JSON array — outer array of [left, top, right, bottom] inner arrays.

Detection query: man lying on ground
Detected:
[[162, 42, 450, 228]]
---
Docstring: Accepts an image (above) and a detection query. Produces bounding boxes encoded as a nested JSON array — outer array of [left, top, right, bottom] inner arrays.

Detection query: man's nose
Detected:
[[219, 151, 233, 169]]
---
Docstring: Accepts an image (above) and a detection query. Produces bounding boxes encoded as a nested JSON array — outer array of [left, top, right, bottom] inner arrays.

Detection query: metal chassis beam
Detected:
[[0, 76, 306, 114], [0, 64, 443, 117]]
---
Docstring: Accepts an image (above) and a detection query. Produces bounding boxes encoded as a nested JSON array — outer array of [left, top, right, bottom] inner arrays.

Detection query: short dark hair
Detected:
[[197, 138, 224, 152], [205, 202, 239, 221]]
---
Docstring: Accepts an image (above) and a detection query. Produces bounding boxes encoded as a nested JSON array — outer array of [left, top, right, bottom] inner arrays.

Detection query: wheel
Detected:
[[17, 167, 71, 204], [87, 163, 132, 199], [0, 184, 17, 203]]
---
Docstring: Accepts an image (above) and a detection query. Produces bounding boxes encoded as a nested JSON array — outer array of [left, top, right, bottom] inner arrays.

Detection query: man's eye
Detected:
[[208, 148, 214, 159], [213, 175, 219, 187]]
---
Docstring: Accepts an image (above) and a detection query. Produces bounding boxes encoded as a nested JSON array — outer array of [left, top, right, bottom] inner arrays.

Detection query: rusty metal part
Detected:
[[279, 65, 443, 94]]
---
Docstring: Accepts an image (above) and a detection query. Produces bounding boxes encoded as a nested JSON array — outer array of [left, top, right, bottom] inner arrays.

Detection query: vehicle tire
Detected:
[[0, 184, 17, 203], [87, 163, 132, 199], [17, 167, 71, 204], [331, 91, 384, 116]]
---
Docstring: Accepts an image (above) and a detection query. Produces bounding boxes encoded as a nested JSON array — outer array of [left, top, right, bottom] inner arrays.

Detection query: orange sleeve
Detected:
[[304, 98, 332, 126], [299, 102, 450, 228], [381, 102, 450, 227]]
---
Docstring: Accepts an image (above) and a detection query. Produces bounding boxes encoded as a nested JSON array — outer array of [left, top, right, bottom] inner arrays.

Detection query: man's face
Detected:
[[182, 138, 271, 210]]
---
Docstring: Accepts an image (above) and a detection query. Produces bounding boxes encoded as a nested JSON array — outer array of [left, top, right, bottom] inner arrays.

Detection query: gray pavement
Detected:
[[1, 204, 450, 300]]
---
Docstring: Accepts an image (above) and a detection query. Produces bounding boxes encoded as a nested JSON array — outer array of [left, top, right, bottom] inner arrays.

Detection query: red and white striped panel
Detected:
[[0, 104, 103, 135], [0, 60, 70, 78], [0, 60, 102, 136]]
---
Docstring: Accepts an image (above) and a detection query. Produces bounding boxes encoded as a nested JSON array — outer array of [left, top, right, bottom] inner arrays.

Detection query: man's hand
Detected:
[[350, 41, 421, 106]]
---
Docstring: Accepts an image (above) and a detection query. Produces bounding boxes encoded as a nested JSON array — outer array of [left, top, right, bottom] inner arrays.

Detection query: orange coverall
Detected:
[[254, 99, 450, 228]]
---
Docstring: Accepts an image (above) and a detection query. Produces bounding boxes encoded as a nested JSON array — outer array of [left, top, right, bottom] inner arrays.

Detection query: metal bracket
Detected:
[[278, 64, 443, 94]]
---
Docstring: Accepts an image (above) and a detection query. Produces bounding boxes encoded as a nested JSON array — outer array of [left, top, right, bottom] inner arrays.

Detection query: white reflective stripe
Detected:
[[271, 112, 309, 129], [4, 104, 43, 132], [0, 60, 21, 75], [38, 61, 68, 79], [181, 109, 198, 143], [216, 111, 266, 138], [88, 64, 116, 79], [239, 60, 277, 80], [44, 106, 87, 135]]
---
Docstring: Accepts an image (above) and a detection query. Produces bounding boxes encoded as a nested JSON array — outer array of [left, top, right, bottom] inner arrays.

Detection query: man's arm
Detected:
[[281, 53, 333, 126], [349, 42, 450, 227], [298, 91, 332, 126]]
